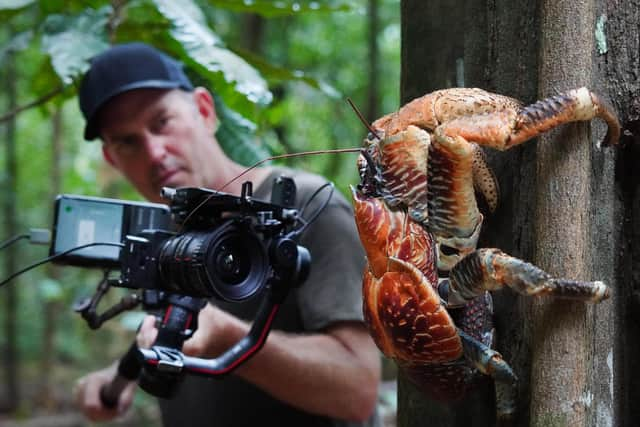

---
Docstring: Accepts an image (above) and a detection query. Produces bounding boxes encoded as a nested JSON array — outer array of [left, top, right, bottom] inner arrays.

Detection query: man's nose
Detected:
[[143, 134, 168, 162]]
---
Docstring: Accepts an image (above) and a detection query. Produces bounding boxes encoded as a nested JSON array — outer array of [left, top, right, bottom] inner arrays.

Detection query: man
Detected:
[[73, 42, 381, 427]]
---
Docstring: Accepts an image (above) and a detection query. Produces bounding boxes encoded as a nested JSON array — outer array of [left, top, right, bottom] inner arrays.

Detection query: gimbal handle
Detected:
[[139, 285, 281, 376], [99, 284, 282, 406], [99, 294, 205, 405], [100, 342, 141, 409]]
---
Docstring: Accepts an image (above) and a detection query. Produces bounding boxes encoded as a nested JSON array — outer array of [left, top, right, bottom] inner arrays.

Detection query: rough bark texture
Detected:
[[400, 0, 636, 425], [528, 1, 617, 426], [602, 1, 640, 426]]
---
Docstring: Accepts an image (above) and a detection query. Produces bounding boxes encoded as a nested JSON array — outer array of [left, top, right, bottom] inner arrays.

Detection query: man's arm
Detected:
[[178, 303, 381, 422]]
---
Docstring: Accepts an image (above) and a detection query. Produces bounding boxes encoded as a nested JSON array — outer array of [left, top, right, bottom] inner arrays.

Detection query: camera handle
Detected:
[[99, 285, 284, 407], [99, 342, 141, 408], [139, 280, 284, 377], [99, 293, 207, 407]]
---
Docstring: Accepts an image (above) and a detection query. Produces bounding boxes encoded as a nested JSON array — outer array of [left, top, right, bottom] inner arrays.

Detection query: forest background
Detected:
[[0, 1, 400, 425]]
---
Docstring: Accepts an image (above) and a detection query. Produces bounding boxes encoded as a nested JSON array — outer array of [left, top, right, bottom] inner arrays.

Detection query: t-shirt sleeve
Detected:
[[295, 190, 367, 331]]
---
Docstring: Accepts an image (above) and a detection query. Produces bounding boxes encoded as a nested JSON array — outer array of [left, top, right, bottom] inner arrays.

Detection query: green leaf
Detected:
[[40, 6, 111, 85], [208, 0, 355, 17], [0, 0, 34, 22], [0, 0, 35, 10], [233, 47, 340, 98], [152, 0, 272, 105], [214, 96, 271, 166]]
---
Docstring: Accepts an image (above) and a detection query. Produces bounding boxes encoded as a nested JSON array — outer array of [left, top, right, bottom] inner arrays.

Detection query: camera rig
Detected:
[[67, 177, 314, 403]]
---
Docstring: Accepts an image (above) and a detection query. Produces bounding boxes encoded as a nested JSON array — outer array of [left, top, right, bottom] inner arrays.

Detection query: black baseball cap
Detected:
[[79, 42, 193, 140]]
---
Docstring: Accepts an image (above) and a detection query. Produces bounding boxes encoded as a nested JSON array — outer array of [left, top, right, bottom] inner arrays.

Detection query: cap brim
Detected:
[[83, 80, 187, 140]]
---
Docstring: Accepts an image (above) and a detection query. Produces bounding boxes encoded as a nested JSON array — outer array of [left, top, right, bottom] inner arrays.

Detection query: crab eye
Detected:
[[367, 132, 376, 141]]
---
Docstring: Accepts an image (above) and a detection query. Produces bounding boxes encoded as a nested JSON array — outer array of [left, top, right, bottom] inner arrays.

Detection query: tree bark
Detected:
[[528, 2, 618, 426], [597, 1, 640, 426], [400, 0, 633, 425], [366, 0, 380, 123], [38, 107, 64, 408]]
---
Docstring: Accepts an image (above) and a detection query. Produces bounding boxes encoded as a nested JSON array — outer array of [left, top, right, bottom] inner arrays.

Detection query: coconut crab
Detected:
[[351, 87, 620, 421]]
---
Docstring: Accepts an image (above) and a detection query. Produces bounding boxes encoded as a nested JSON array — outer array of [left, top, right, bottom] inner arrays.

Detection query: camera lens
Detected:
[[158, 220, 269, 301], [213, 242, 249, 284]]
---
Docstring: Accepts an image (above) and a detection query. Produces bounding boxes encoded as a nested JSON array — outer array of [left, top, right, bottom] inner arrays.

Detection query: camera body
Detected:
[[51, 177, 309, 302]]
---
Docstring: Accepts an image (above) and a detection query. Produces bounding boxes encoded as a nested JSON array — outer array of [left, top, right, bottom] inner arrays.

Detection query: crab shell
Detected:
[[351, 188, 462, 364]]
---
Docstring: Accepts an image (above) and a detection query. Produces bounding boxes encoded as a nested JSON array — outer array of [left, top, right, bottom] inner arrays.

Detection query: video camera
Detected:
[[46, 176, 316, 402], [50, 176, 309, 302]]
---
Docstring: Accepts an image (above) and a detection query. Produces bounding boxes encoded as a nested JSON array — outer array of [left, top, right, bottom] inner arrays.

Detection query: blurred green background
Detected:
[[0, 0, 400, 425]]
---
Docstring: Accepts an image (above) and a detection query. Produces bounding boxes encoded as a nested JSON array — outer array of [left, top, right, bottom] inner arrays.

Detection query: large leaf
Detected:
[[208, 0, 355, 17], [0, 0, 34, 22], [40, 6, 111, 85], [234, 47, 340, 98], [214, 96, 271, 166], [0, 0, 35, 10], [152, 0, 272, 105]]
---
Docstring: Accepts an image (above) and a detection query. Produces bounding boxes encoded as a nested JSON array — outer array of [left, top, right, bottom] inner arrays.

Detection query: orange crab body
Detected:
[[353, 188, 494, 400], [352, 87, 619, 417]]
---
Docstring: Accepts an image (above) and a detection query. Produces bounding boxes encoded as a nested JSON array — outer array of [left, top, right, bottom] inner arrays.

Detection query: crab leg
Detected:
[[458, 330, 517, 423], [458, 329, 515, 383], [435, 87, 620, 150], [439, 248, 610, 307]]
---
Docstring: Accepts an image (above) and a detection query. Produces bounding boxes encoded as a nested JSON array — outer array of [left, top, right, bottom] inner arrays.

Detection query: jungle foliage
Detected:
[[0, 0, 400, 422]]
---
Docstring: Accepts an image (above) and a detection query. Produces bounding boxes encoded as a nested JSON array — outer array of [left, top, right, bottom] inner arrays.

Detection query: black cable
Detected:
[[288, 182, 335, 239], [0, 234, 29, 251], [0, 242, 124, 288]]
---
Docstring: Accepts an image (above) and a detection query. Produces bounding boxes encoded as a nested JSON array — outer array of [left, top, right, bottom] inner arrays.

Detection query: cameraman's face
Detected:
[[99, 88, 219, 203]]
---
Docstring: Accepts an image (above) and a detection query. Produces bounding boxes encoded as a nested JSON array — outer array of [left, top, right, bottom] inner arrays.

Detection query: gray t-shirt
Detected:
[[158, 168, 380, 427]]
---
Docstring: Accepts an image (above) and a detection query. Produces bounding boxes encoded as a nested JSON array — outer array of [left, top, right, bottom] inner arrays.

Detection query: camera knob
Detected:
[[161, 187, 176, 202], [271, 238, 298, 269]]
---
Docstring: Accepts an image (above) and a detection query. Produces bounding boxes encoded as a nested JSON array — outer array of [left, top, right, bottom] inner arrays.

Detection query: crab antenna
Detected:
[[179, 147, 361, 229], [220, 148, 361, 192], [346, 97, 381, 141]]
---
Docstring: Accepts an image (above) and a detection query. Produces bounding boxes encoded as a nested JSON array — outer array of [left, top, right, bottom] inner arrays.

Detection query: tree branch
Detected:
[[0, 86, 65, 125]]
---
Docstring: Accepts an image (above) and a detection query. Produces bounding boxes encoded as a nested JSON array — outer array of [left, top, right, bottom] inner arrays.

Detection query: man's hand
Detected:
[[74, 316, 158, 422], [181, 303, 244, 357], [73, 363, 136, 421]]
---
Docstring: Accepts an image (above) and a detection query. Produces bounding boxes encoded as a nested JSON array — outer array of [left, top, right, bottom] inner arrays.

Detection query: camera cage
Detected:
[[70, 178, 314, 401]]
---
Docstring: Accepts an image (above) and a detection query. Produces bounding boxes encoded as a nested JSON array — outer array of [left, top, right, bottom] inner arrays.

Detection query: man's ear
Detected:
[[193, 87, 218, 133], [102, 144, 116, 167]]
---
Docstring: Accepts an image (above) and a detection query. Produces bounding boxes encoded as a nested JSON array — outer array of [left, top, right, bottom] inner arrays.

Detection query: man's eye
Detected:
[[106, 137, 139, 156], [153, 116, 170, 132]]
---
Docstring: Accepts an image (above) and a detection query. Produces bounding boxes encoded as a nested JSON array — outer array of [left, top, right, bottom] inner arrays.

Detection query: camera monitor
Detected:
[[50, 195, 171, 268]]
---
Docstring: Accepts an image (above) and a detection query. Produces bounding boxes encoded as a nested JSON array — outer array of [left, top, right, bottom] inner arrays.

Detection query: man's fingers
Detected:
[[137, 315, 158, 348]]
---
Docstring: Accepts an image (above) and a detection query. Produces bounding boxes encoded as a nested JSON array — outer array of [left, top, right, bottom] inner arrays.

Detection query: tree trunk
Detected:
[[528, 2, 618, 425], [598, 2, 640, 426], [366, 0, 380, 123], [1, 28, 20, 412], [399, 0, 635, 425], [38, 107, 64, 408]]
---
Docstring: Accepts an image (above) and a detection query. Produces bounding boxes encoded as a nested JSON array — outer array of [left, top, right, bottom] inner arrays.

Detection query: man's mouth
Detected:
[[156, 169, 180, 187]]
